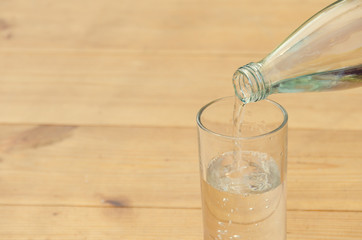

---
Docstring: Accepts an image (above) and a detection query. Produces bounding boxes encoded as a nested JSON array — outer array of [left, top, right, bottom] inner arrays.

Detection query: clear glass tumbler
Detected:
[[197, 97, 288, 240]]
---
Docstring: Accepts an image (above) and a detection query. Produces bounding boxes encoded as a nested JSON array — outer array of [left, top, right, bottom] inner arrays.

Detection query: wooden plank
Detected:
[[0, 125, 361, 211], [0, 206, 202, 240], [287, 210, 362, 240], [1, 1, 359, 239], [0, 125, 200, 208], [0, 0, 332, 53], [0, 51, 361, 129], [0, 206, 360, 240]]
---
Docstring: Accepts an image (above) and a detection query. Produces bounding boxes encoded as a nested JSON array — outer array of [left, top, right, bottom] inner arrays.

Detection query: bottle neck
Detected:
[[232, 62, 270, 103]]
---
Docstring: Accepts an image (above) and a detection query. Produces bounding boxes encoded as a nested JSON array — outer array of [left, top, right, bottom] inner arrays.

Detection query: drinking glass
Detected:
[[197, 96, 288, 240]]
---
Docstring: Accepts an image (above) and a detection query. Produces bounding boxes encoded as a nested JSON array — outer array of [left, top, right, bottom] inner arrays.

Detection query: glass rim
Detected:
[[196, 96, 288, 140]]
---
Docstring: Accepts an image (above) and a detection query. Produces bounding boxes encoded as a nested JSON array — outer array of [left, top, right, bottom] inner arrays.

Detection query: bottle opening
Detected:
[[233, 62, 268, 103]]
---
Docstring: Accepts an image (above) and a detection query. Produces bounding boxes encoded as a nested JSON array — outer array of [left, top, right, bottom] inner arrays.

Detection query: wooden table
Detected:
[[0, 0, 361, 239]]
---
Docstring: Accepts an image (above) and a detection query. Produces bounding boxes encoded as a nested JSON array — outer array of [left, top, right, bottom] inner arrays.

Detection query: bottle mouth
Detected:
[[233, 62, 266, 103]]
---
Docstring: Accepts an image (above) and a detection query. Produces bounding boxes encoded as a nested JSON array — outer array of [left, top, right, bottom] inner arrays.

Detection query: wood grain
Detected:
[[0, 0, 361, 239], [0, 0, 331, 53], [0, 125, 360, 211], [0, 51, 361, 129], [0, 206, 360, 240]]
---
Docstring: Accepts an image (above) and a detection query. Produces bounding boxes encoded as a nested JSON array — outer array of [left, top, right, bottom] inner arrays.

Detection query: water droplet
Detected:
[[228, 220, 232, 225], [223, 197, 228, 202], [233, 235, 241, 238], [265, 205, 269, 209], [249, 207, 254, 211], [265, 198, 269, 202], [231, 208, 234, 213]]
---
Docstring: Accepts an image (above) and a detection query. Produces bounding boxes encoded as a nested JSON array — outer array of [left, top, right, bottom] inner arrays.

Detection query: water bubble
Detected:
[[249, 207, 254, 211], [265, 205, 269, 209], [217, 229, 228, 234], [223, 197, 228, 202], [233, 235, 241, 238]]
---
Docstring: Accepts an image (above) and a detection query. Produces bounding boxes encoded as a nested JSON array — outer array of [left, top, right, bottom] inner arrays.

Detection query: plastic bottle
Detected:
[[233, 0, 362, 103]]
